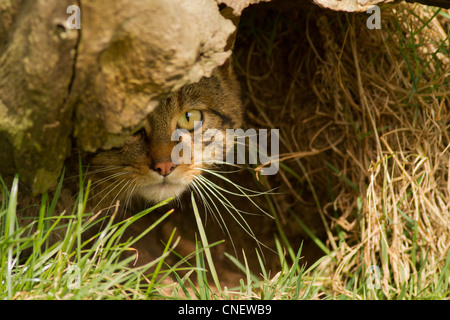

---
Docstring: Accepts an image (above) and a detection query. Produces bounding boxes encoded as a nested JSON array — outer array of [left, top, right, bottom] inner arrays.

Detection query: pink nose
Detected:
[[153, 161, 176, 176]]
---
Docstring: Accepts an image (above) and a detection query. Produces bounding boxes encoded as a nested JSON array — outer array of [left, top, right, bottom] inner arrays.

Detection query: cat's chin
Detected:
[[135, 181, 188, 204]]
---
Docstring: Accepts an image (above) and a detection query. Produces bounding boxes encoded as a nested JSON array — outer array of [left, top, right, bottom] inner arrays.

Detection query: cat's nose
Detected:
[[153, 161, 177, 176]]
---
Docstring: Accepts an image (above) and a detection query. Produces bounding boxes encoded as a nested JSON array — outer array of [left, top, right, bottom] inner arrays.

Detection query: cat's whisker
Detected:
[[59, 171, 128, 216], [92, 177, 128, 213], [83, 167, 125, 177], [95, 178, 135, 232], [194, 181, 216, 226], [123, 179, 138, 219], [85, 172, 130, 196], [87, 171, 129, 189], [191, 177, 219, 226], [68, 171, 129, 206], [190, 176, 231, 247], [105, 178, 133, 220], [196, 174, 266, 217], [200, 166, 246, 174], [83, 165, 123, 169], [203, 161, 245, 170], [197, 167, 277, 205], [173, 195, 182, 208], [85, 178, 127, 232], [66, 165, 124, 180], [192, 173, 270, 257]]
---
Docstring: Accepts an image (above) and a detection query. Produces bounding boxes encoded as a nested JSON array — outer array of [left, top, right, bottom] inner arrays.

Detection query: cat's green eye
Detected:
[[177, 109, 203, 131]]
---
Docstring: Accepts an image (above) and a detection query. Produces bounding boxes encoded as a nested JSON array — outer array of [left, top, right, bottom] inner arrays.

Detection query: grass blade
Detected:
[[191, 192, 222, 295]]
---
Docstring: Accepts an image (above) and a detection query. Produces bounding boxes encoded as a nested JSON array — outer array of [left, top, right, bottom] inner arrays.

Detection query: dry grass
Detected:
[[234, 2, 450, 298]]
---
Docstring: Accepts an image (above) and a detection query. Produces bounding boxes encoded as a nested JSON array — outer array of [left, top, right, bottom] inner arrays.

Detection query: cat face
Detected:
[[90, 66, 242, 204]]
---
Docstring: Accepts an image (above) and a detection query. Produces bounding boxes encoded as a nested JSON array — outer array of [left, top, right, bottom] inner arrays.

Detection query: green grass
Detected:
[[4, 170, 448, 300], [0, 174, 328, 300], [0, 175, 179, 299]]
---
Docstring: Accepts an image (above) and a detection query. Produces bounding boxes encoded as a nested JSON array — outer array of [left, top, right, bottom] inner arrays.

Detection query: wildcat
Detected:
[[14, 61, 244, 255], [86, 62, 243, 213]]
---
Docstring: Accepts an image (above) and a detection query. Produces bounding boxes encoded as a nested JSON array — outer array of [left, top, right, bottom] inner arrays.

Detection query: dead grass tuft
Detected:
[[234, 2, 450, 298]]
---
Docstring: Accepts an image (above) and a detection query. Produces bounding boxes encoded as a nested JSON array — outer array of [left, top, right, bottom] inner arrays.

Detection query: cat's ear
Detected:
[[218, 5, 240, 76]]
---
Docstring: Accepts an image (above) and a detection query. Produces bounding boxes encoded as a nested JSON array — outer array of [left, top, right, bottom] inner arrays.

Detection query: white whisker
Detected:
[[196, 168, 275, 217], [190, 176, 233, 252], [192, 173, 271, 257], [123, 179, 138, 218], [92, 177, 128, 213]]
